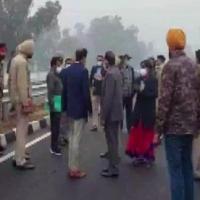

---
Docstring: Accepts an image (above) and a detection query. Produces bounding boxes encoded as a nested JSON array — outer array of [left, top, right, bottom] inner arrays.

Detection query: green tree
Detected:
[[87, 15, 151, 66], [0, 0, 61, 52]]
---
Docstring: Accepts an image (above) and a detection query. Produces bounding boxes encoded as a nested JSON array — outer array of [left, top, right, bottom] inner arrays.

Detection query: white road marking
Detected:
[[0, 132, 50, 163]]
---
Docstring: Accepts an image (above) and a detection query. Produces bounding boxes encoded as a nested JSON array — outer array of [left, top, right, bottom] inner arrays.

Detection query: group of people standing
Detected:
[[0, 27, 200, 200], [46, 28, 200, 200], [45, 45, 164, 178]]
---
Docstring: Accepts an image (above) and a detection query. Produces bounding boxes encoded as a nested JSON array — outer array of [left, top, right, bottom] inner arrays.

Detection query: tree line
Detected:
[[0, 0, 154, 71]]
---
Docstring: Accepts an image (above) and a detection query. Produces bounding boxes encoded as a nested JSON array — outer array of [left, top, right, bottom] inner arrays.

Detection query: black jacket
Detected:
[[90, 65, 106, 96], [132, 75, 158, 129]]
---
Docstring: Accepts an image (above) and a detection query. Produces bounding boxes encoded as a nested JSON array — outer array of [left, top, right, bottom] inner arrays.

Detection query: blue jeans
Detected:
[[165, 135, 194, 200]]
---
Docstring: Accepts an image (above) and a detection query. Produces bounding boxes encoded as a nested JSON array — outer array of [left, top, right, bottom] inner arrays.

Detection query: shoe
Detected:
[[101, 169, 119, 178], [100, 152, 108, 159], [68, 170, 87, 179], [90, 126, 98, 132], [12, 156, 31, 167], [14, 161, 35, 170], [50, 148, 62, 156]]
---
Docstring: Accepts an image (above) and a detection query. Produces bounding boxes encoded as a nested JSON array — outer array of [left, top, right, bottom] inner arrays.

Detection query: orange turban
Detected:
[[166, 29, 186, 50]]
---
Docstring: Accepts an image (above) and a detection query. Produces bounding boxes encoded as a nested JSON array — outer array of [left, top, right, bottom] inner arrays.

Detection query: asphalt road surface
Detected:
[[0, 126, 199, 200]]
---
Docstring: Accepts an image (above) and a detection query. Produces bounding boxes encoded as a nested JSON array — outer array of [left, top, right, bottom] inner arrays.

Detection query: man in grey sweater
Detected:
[[101, 51, 123, 178]]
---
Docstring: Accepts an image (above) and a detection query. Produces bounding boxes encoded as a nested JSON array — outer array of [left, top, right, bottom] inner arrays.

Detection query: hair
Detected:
[[65, 58, 72, 64], [50, 56, 62, 67], [76, 48, 88, 61], [196, 50, 200, 64], [140, 60, 146, 68], [143, 59, 156, 78], [157, 55, 166, 63], [97, 55, 103, 60], [105, 51, 115, 66]]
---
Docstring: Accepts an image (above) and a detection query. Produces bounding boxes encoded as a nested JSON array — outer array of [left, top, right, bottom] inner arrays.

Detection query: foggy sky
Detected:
[[34, 0, 200, 55]]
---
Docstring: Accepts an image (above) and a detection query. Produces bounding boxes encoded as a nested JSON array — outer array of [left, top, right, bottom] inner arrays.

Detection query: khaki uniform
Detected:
[[9, 40, 34, 166]]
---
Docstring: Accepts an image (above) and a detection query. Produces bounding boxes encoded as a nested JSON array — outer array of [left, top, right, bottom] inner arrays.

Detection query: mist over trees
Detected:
[[0, 0, 154, 71], [0, 0, 61, 53]]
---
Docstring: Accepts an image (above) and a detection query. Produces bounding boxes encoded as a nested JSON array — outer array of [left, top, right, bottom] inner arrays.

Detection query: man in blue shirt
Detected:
[[61, 48, 92, 179]]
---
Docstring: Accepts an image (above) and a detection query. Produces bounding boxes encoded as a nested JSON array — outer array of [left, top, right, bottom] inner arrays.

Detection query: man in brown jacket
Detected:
[[193, 49, 200, 181], [157, 29, 200, 200], [9, 40, 35, 170], [101, 51, 123, 178]]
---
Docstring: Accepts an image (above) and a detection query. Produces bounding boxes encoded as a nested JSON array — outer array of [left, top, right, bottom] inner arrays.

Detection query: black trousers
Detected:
[[105, 121, 120, 168], [50, 112, 61, 151], [123, 96, 133, 132]]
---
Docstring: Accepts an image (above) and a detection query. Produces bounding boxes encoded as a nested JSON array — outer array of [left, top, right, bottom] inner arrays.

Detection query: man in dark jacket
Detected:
[[118, 54, 135, 132], [90, 55, 106, 132], [47, 56, 63, 156], [157, 29, 200, 200], [101, 51, 123, 178], [61, 48, 92, 179]]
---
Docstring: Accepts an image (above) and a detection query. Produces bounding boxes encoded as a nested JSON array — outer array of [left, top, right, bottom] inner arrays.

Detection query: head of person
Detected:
[[148, 57, 156, 68], [96, 55, 104, 66], [65, 58, 73, 66], [104, 51, 115, 68], [50, 56, 64, 74], [58, 56, 64, 67], [119, 54, 131, 66], [195, 50, 200, 64], [0, 43, 7, 61], [75, 48, 88, 65], [166, 28, 186, 55], [17, 39, 34, 59], [140, 59, 155, 77], [156, 55, 166, 66]]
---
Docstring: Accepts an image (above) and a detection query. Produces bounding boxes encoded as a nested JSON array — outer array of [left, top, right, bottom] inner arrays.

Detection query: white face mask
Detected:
[[97, 61, 103, 66], [140, 68, 148, 77], [65, 64, 71, 68], [56, 66, 62, 74]]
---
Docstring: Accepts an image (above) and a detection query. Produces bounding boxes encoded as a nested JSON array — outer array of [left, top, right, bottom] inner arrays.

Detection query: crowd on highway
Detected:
[[0, 28, 200, 200]]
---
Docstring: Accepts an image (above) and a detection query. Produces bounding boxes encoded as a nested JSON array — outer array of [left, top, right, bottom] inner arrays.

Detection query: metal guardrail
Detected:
[[1, 82, 47, 121]]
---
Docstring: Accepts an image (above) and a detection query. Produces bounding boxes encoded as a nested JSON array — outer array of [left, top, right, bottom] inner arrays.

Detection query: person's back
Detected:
[[62, 48, 92, 179], [157, 29, 199, 200], [102, 66, 123, 122], [65, 62, 91, 120], [159, 51, 198, 135], [9, 53, 30, 104]]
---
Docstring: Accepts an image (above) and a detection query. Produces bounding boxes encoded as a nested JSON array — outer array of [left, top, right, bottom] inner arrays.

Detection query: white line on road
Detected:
[[0, 132, 50, 164]]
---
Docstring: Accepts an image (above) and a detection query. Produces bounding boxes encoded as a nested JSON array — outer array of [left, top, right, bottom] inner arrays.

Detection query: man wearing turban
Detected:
[[157, 29, 200, 200]]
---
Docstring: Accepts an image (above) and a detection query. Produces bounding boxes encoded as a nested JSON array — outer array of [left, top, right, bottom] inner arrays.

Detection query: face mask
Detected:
[[56, 66, 62, 74], [65, 64, 71, 68], [140, 68, 148, 77], [97, 61, 103, 66]]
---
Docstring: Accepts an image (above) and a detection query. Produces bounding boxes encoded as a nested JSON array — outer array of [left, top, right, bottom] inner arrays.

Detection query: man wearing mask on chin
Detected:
[[47, 56, 63, 156], [0, 43, 6, 155], [90, 55, 106, 132], [9, 40, 35, 170]]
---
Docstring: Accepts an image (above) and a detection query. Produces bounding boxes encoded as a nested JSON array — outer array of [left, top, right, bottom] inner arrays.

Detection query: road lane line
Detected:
[[0, 132, 50, 163]]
